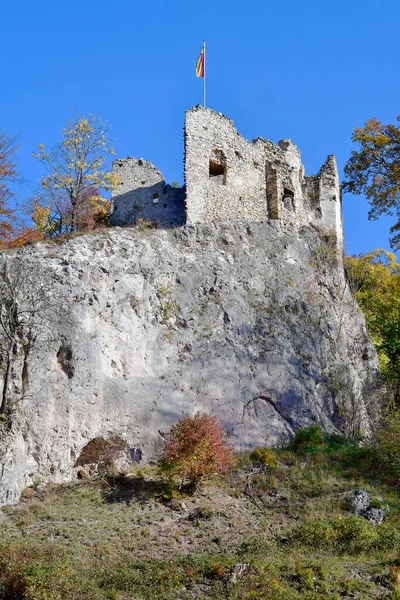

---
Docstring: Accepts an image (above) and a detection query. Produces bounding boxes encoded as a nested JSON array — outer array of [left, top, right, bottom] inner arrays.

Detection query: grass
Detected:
[[0, 437, 399, 599]]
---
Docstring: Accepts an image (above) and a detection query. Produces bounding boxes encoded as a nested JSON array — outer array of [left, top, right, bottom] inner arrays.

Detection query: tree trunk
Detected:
[[70, 195, 77, 232], [0, 334, 16, 415]]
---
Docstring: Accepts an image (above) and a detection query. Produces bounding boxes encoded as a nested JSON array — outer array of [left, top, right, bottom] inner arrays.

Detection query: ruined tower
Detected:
[[110, 106, 343, 256]]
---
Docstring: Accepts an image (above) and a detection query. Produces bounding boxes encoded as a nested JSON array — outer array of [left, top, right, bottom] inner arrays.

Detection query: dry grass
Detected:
[[0, 448, 399, 599]]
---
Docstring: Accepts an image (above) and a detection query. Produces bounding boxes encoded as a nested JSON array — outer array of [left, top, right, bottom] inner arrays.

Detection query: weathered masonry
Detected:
[[110, 158, 185, 228], [110, 106, 343, 253]]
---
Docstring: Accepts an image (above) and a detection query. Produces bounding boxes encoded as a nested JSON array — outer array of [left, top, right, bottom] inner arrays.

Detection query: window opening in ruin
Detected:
[[153, 193, 159, 204], [209, 149, 226, 184], [282, 188, 295, 211], [266, 164, 279, 220]]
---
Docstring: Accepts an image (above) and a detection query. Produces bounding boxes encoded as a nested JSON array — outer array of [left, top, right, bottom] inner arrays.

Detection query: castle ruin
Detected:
[[110, 106, 343, 253]]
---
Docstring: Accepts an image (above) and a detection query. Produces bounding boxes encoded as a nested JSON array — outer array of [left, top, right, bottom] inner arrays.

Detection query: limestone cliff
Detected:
[[0, 222, 379, 505]]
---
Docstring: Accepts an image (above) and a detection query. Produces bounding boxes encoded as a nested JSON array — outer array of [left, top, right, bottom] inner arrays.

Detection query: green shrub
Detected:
[[391, 588, 400, 600], [375, 410, 400, 479], [335, 516, 378, 552], [296, 564, 315, 591], [296, 515, 400, 555], [376, 526, 400, 550], [288, 425, 325, 454], [0, 542, 85, 600], [369, 497, 386, 509], [294, 518, 337, 549]]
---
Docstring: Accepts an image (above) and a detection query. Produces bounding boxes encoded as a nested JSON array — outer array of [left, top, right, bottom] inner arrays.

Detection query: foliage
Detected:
[[374, 409, 400, 479], [294, 515, 400, 553], [1, 437, 400, 599], [30, 198, 51, 234], [0, 131, 20, 248], [0, 132, 19, 205], [345, 249, 400, 394], [249, 447, 276, 467], [32, 113, 119, 236], [343, 115, 400, 250], [0, 131, 45, 251], [0, 225, 44, 251], [288, 425, 326, 454], [158, 412, 236, 487]]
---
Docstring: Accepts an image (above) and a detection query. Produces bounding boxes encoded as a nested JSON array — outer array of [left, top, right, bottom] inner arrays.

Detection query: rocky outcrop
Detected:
[[0, 222, 380, 504], [353, 490, 388, 525]]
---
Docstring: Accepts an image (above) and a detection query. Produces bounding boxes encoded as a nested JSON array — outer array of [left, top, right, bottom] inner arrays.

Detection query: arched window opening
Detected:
[[282, 188, 295, 211], [209, 149, 226, 184]]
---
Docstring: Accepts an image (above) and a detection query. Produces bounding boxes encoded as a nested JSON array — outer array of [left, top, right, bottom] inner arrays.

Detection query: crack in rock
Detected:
[[243, 395, 295, 434]]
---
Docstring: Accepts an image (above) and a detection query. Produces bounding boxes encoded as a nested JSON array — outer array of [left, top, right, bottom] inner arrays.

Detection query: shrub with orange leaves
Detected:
[[158, 412, 236, 488], [0, 226, 43, 251]]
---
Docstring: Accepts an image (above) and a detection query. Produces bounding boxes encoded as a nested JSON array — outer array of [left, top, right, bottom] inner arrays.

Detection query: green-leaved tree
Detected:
[[343, 115, 400, 250]]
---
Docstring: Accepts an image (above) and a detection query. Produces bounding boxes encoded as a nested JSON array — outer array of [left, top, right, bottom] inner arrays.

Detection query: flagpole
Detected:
[[203, 40, 206, 108]]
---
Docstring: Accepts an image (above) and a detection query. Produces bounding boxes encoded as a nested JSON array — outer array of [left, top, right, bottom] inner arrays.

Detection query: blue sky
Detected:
[[1, 0, 399, 255]]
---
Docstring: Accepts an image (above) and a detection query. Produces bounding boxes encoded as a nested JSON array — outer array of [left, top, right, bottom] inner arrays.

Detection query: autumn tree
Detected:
[[345, 250, 400, 401], [0, 131, 45, 251], [158, 412, 236, 489], [32, 113, 119, 236], [343, 115, 400, 250], [0, 131, 19, 246]]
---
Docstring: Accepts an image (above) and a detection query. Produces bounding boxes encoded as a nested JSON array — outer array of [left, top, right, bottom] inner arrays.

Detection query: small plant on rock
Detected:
[[158, 412, 236, 490]]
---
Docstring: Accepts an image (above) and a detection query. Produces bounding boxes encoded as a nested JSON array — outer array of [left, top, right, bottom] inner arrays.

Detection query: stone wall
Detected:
[[110, 107, 343, 262], [184, 107, 268, 224], [262, 138, 305, 226], [110, 158, 185, 228], [316, 155, 343, 253]]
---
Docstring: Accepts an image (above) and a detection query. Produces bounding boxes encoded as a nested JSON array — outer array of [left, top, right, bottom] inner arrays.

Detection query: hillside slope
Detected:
[[1, 444, 399, 599]]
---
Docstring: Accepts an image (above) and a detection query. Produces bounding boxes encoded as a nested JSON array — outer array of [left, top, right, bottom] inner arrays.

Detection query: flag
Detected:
[[196, 47, 204, 78]]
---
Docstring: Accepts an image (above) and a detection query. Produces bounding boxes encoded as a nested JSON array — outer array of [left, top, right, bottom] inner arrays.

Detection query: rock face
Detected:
[[353, 490, 388, 525], [0, 222, 379, 505]]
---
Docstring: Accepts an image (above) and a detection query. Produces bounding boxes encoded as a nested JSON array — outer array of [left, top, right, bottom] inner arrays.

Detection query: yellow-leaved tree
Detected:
[[345, 249, 400, 401], [32, 113, 120, 236]]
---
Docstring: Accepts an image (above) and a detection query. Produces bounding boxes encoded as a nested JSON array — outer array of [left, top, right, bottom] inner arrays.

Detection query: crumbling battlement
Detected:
[[111, 158, 185, 228], [111, 106, 343, 254]]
